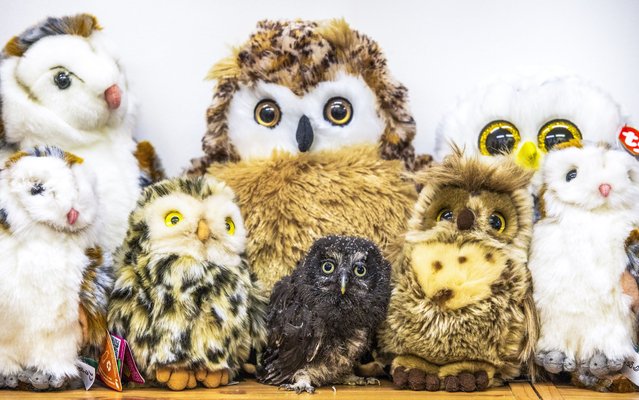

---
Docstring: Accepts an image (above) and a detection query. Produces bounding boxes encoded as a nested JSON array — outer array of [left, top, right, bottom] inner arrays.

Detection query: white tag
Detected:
[[622, 352, 639, 385], [76, 359, 96, 390]]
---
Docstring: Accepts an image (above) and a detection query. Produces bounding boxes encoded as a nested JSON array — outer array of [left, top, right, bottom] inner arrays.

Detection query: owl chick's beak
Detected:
[[515, 141, 540, 170], [105, 84, 122, 110], [296, 115, 314, 152], [196, 220, 210, 242], [340, 270, 349, 295]]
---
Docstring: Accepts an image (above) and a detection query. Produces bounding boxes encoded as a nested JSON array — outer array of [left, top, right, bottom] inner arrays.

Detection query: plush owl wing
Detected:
[[134, 141, 165, 187], [79, 247, 114, 359], [258, 275, 325, 385]]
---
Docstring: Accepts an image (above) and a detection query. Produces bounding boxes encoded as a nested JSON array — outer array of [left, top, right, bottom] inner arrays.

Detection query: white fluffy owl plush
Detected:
[[0, 13, 164, 252], [530, 141, 639, 390], [0, 147, 112, 390], [435, 69, 627, 192]]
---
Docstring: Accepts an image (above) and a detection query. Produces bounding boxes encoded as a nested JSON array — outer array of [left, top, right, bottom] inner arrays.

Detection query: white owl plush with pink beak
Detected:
[[0, 14, 164, 252]]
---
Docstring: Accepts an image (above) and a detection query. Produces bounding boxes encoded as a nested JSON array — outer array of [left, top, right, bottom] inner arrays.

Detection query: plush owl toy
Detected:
[[187, 19, 421, 293], [530, 141, 639, 391], [0, 146, 112, 390], [378, 150, 537, 392], [0, 13, 164, 253], [108, 177, 266, 391], [435, 70, 627, 192]]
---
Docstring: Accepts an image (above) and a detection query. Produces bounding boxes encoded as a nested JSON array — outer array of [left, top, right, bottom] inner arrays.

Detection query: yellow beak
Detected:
[[196, 220, 210, 242], [515, 141, 540, 170]]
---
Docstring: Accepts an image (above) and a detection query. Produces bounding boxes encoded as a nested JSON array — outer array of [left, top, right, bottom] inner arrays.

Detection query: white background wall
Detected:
[[1, 0, 638, 175]]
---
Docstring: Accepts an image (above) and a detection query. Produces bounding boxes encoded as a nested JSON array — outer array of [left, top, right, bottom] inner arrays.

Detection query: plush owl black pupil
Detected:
[[329, 102, 347, 120], [259, 105, 276, 123], [225, 222, 231, 231], [439, 210, 454, 221], [54, 71, 71, 90], [30, 182, 45, 196], [170, 216, 179, 225], [489, 214, 503, 230], [566, 169, 578, 182], [485, 129, 516, 155], [543, 127, 575, 150]]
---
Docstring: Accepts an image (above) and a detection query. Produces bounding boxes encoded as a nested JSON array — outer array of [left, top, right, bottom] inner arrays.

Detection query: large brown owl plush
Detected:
[[378, 150, 538, 392], [188, 19, 424, 292]]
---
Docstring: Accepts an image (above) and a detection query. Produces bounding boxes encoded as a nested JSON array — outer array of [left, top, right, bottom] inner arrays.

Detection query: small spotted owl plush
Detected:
[[258, 236, 391, 393], [108, 177, 267, 391], [435, 70, 627, 192], [378, 150, 537, 392], [188, 19, 420, 293], [0, 13, 164, 252], [531, 141, 639, 391], [0, 147, 112, 390]]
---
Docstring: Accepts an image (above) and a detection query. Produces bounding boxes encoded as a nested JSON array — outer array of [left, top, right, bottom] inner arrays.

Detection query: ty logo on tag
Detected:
[[619, 126, 639, 155]]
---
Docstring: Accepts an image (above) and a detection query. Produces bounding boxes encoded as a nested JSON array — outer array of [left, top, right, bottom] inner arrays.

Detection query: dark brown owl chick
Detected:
[[257, 235, 391, 394]]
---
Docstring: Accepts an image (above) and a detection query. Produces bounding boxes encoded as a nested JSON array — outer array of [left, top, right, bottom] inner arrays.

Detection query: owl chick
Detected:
[[0, 146, 111, 390], [0, 13, 164, 253], [108, 177, 267, 391], [530, 141, 639, 390], [257, 236, 391, 393], [378, 150, 537, 392], [435, 69, 626, 192]]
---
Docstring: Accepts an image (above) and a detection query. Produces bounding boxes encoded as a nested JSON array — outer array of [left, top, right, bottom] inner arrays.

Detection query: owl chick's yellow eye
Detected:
[[254, 100, 281, 128], [321, 260, 335, 274], [538, 119, 582, 152], [478, 120, 520, 156], [225, 217, 236, 235], [436, 209, 454, 222], [164, 211, 183, 227], [488, 213, 506, 233], [324, 97, 353, 126]]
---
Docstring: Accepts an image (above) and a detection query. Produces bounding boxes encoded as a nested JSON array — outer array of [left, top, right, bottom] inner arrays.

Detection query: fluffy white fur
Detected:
[[1, 31, 140, 252], [226, 71, 385, 160], [0, 154, 99, 386], [530, 144, 639, 371], [435, 69, 626, 191]]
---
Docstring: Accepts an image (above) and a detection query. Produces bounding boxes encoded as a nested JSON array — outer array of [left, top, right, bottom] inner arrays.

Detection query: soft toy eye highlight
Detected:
[[489, 213, 506, 232], [165, 211, 183, 227], [538, 119, 582, 152], [437, 209, 454, 222], [478, 120, 520, 156], [254, 100, 281, 128], [324, 97, 353, 126], [225, 217, 236, 235], [321, 260, 336, 274], [54, 71, 72, 90]]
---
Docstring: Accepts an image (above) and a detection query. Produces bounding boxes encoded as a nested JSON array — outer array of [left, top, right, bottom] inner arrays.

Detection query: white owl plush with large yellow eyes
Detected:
[[435, 70, 627, 191], [0, 13, 164, 253]]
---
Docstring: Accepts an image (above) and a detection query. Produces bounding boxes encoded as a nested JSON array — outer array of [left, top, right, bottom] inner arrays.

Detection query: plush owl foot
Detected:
[[195, 368, 230, 389], [0, 373, 19, 389], [392, 366, 440, 391], [341, 375, 380, 386], [156, 368, 197, 391], [443, 371, 489, 392], [535, 350, 575, 373], [279, 381, 316, 394], [18, 369, 69, 391], [587, 353, 624, 378]]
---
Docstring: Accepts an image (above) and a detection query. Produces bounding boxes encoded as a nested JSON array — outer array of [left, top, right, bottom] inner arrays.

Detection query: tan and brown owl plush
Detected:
[[378, 150, 538, 392], [188, 19, 424, 293]]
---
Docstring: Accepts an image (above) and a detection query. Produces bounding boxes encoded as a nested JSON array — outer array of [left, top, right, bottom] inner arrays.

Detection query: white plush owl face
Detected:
[[436, 72, 625, 179], [542, 145, 639, 215], [143, 185, 246, 266], [226, 71, 385, 160], [0, 155, 98, 233], [1, 31, 131, 146]]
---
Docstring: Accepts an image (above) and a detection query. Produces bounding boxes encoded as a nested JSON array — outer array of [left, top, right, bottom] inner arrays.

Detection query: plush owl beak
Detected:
[[67, 208, 79, 225], [104, 84, 122, 110], [599, 183, 612, 197], [296, 115, 314, 152], [196, 220, 210, 242], [457, 208, 475, 231], [515, 141, 540, 170], [340, 270, 349, 295]]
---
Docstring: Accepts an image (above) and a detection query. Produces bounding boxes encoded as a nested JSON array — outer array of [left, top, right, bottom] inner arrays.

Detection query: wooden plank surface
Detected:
[[534, 384, 639, 400]]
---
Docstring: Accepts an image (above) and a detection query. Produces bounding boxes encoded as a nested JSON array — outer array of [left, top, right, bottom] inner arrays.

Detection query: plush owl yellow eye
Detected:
[[488, 213, 506, 233], [353, 262, 367, 277], [324, 97, 353, 126], [254, 100, 281, 128], [321, 260, 336, 274], [538, 119, 582, 152], [165, 211, 183, 227], [478, 120, 520, 156], [436, 209, 454, 222], [225, 217, 236, 235]]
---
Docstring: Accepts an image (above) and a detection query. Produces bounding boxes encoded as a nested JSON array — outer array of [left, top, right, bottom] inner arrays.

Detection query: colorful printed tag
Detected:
[[618, 126, 639, 157], [97, 331, 122, 391], [112, 333, 145, 384], [97, 332, 145, 390], [75, 359, 96, 390]]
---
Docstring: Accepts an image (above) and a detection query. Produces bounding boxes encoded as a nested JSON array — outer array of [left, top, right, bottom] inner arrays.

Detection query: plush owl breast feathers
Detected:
[[378, 150, 537, 392], [108, 176, 266, 391], [189, 19, 426, 173]]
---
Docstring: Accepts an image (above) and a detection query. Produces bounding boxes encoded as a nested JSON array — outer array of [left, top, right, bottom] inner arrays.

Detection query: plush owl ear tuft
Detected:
[[206, 47, 241, 81], [317, 18, 354, 55], [3, 36, 23, 57], [63, 151, 84, 166]]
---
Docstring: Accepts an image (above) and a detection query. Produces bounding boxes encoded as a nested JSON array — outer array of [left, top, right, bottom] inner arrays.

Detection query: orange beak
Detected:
[[196, 220, 210, 242]]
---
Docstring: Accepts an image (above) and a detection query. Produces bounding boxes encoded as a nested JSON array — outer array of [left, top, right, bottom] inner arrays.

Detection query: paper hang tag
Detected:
[[75, 359, 96, 390], [618, 126, 639, 158], [97, 331, 122, 391], [621, 351, 639, 386], [111, 333, 145, 384]]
